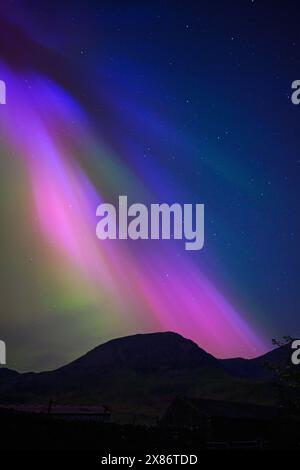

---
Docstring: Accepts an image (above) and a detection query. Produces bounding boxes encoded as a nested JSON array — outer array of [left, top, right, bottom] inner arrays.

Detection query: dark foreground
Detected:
[[1, 409, 300, 452]]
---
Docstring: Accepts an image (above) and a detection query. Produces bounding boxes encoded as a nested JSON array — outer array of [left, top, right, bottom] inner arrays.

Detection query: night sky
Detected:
[[0, 1, 299, 371]]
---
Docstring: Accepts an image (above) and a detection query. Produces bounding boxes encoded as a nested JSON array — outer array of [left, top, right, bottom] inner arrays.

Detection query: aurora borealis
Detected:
[[0, 2, 299, 371]]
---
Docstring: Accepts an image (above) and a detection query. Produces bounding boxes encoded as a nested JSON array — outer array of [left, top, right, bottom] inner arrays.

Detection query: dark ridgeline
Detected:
[[0, 332, 223, 410], [0, 331, 298, 450], [0, 332, 292, 410]]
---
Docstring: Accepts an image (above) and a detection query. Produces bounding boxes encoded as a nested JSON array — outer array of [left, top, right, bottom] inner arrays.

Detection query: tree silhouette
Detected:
[[265, 337, 300, 418]]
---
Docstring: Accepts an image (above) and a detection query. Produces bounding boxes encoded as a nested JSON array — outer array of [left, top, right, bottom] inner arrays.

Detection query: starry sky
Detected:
[[0, 1, 299, 371]]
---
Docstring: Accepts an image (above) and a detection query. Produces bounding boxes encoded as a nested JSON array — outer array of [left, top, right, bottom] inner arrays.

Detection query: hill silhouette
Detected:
[[0, 332, 289, 419]]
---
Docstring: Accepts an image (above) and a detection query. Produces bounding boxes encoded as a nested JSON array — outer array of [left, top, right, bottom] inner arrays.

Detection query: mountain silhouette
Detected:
[[0, 332, 287, 418], [222, 342, 292, 379], [60, 331, 219, 372]]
